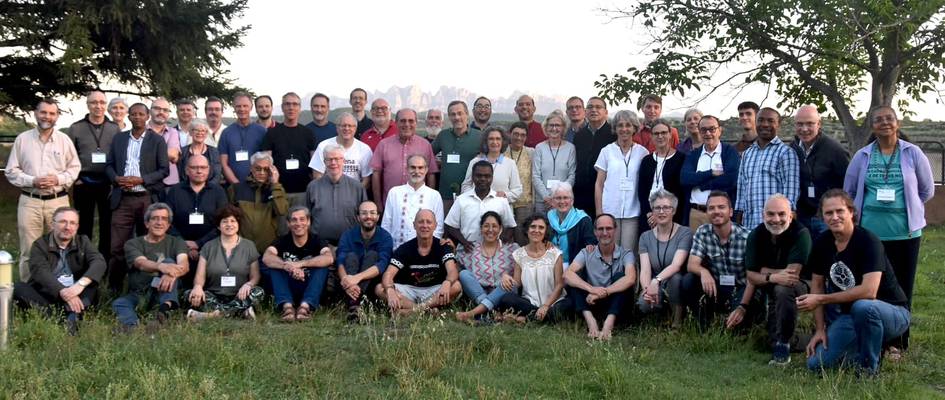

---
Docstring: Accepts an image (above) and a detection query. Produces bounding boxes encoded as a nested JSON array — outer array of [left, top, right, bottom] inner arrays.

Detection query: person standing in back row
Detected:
[[260, 92, 316, 216]]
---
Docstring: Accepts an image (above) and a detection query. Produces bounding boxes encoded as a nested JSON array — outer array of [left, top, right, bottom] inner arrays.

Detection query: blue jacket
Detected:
[[680, 142, 740, 224], [336, 226, 394, 274]]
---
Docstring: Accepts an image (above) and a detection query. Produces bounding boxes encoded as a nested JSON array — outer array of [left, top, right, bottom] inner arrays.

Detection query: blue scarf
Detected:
[[547, 207, 589, 263]]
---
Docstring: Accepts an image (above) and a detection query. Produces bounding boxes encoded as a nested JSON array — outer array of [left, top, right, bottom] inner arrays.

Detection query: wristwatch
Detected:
[[655, 276, 663, 284], [77, 279, 89, 287]]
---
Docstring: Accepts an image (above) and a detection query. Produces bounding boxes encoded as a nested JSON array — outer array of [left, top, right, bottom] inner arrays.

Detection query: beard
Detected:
[[37, 120, 54, 130], [765, 221, 788, 236]]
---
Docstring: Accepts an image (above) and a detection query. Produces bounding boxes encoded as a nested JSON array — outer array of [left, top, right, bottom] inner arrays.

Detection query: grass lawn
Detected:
[[0, 200, 942, 399]]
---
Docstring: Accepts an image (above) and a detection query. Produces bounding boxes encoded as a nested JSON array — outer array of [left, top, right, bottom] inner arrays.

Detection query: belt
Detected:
[[690, 203, 708, 212], [22, 190, 67, 200], [122, 191, 149, 197]]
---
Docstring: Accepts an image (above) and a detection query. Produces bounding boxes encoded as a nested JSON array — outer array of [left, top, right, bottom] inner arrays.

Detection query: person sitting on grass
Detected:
[[186, 205, 264, 320], [261, 206, 334, 323], [112, 203, 189, 333], [337, 200, 394, 323], [497, 214, 570, 323], [455, 211, 519, 323], [637, 190, 692, 329], [799, 189, 910, 376], [565, 213, 637, 340], [13, 207, 106, 336], [375, 209, 462, 316]]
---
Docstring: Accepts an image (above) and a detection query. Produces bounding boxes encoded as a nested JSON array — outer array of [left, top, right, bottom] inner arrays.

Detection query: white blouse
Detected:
[[594, 142, 649, 218], [513, 246, 565, 307]]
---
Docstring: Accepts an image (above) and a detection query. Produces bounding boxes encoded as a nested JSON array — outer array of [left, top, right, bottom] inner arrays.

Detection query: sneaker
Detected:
[[769, 342, 791, 366]]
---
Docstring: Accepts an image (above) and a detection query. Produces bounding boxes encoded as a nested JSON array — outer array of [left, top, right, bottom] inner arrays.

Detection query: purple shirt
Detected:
[[369, 134, 439, 206], [844, 139, 934, 233], [151, 125, 181, 186]]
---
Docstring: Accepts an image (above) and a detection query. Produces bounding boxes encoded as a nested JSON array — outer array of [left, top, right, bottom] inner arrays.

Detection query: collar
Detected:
[[46, 233, 76, 253], [701, 143, 721, 156], [467, 189, 498, 200]]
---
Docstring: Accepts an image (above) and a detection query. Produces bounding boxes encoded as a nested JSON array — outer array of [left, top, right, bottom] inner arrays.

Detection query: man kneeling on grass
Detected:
[[112, 203, 189, 333], [375, 209, 462, 316], [564, 213, 637, 340]]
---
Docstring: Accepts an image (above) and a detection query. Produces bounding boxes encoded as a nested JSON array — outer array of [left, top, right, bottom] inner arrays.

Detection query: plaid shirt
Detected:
[[735, 137, 799, 228], [690, 223, 750, 286]]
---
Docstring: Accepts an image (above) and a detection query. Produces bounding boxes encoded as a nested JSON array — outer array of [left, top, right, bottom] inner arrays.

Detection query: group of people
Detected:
[[5, 88, 934, 376]]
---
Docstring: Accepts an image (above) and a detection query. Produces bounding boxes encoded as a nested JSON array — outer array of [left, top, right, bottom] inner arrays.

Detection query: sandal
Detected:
[[295, 304, 312, 322], [280, 305, 296, 323]]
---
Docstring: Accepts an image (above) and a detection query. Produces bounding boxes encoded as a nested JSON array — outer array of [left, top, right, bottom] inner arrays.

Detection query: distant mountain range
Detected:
[[304, 85, 570, 115]]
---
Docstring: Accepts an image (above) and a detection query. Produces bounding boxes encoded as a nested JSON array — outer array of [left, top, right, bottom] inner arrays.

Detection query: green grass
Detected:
[[0, 204, 943, 399]]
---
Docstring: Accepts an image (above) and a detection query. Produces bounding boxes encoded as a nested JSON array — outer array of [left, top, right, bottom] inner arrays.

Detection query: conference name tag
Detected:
[[57, 274, 75, 287], [91, 151, 107, 164], [720, 275, 736, 286], [221, 275, 237, 287], [151, 276, 162, 288], [286, 158, 300, 170], [189, 212, 204, 225], [235, 150, 249, 162], [620, 177, 634, 191], [546, 179, 561, 189], [808, 186, 816, 199], [877, 188, 895, 202], [446, 154, 460, 164]]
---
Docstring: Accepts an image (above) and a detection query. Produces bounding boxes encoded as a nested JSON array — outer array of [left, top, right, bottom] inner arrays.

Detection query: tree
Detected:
[[0, 0, 250, 116], [594, 0, 945, 150]]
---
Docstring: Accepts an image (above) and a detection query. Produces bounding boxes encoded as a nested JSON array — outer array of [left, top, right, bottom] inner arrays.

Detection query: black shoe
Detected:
[[66, 319, 78, 336]]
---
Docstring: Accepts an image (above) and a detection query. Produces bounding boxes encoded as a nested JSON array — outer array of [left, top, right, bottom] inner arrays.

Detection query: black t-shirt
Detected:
[[270, 233, 327, 263], [260, 123, 316, 193], [809, 226, 907, 312], [389, 238, 455, 287], [744, 221, 813, 279]]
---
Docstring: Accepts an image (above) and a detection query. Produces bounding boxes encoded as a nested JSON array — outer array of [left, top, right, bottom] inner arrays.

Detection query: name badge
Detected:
[[235, 150, 249, 162], [546, 179, 561, 190], [446, 154, 460, 164], [150, 276, 162, 288], [57, 274, 75, 287], [620, 177, 634, 191], [807, 186, 816, 199], [877, 188, 895, 202], [221, 274, 237, 287], [189, 212, 204, 225], [720, 274, 736, 286], [286, 158, 300, 170], [91, 151, 107, 164]]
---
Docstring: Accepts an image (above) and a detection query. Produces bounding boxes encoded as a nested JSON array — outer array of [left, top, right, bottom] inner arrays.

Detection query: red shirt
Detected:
[[524, 121, 545, 148], [360, 124, 399, 151], [634, 126, 680, 153]]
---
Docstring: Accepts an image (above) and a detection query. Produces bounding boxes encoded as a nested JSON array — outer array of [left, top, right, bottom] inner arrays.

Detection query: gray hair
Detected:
[[543, 110, 567, 131], [648, 189, 678, 209], [250, 151, 273, 166], [286, 206, 310, 222], [108, 97, 127, 109], [145, 202, 174, 223], [611, 110, 642, 132], [651, 118, 674, 131], [322, 143, 345, 160], [335, 111, 356, 126], [764, 193, 791, 210], [683, 108, 703, 121], [190, 119, 209, 133], [550, 181, 574, 198], [406, 153, 429, 167]]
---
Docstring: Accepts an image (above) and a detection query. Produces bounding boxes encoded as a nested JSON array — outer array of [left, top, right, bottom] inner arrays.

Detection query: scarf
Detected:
[[547, 207, 589, 263]]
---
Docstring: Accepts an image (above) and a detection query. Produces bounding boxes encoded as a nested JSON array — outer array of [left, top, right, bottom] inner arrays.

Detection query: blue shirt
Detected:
[[218, 123, 267, 181], [306, 121, 337, 146], [735, 137, 799, 229], [336, 225, 394, 275]]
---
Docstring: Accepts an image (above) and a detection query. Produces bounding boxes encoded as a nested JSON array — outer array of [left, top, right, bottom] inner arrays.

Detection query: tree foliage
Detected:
[[0, 0, 250, 116], [595, 0, 945, 149]]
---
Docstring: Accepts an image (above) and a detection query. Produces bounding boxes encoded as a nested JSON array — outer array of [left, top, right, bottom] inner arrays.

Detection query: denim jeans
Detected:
[[458, 269, 508, 310], [269, 267, 329, 310], [112, 280, 180, 327], [806, 299, 911, 374]]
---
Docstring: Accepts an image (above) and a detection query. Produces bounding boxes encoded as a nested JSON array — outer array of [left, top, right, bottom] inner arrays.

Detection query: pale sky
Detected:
[[52, 0, 942, 124]]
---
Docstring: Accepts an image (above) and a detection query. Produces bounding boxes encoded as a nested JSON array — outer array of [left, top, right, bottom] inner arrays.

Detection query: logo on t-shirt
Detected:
[[829, 261, 855, 291]]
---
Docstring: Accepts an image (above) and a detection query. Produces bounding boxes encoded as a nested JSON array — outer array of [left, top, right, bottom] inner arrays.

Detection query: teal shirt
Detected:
[[861, 144, 920, 240], [432, 127, 482, 199]]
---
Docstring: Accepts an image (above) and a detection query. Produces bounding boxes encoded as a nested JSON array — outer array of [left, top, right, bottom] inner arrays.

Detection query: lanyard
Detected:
[[220, 239, 239, 274], [875, 142, 898, 183], [548, 143, 562, 177], [655, 223, 676, 270], [598, 249, 621, 284], [621, 144, 634, 177], [653, 153, 668, 189], [87, 121, 105, 150]]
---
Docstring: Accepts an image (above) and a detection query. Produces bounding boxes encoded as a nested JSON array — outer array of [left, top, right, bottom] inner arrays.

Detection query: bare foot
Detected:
[[587, 329, 601, 339], [456, 311, 474, 322], [599, 329, 613, 341]]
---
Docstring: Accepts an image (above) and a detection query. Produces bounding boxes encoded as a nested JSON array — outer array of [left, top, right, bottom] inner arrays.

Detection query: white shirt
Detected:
[[460, 154, 523, 204], [445, 189, 517, 244], [308, 138, 374, 180], [594, 142, 649, 218], [381, 183, 444, 248], [206, 123, 227, 147], [690, 144, 723, 206], [513, 246, 565, 307]]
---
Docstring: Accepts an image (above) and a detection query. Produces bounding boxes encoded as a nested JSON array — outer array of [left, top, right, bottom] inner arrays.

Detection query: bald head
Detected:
[[763, 194, 792, 235], [86, 91, 107, 121], [794, 105, 821, 145]]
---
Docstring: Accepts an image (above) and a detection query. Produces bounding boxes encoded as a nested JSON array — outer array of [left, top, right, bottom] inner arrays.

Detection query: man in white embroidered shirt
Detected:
[[381, 154, 444, 249]]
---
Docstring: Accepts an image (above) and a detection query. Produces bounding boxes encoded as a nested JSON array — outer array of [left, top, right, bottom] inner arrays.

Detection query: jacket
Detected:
[[28, 233, 106, 299], [105, 130, 170, 209]]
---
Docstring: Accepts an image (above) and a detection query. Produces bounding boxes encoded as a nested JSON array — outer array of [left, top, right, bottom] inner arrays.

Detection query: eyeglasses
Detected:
[[653, 205, 674, 212], [699, 126, 719, 133], [152, 107, 171, 113], [359, 210, 378, 216], [652, 130, 670, 136], [474, 104, 491, 110], [546, 123, 564, 129], [873, 116, 896, 123]]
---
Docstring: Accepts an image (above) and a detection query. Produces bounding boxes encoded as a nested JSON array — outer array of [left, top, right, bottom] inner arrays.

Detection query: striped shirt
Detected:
[[4, 128, 80, 194], [735, 137, 799, 228], [123, 131, 148, 192]]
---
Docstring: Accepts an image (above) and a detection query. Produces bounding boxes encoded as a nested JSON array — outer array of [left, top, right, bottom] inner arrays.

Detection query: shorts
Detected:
[[394, 283, 443, 304]]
